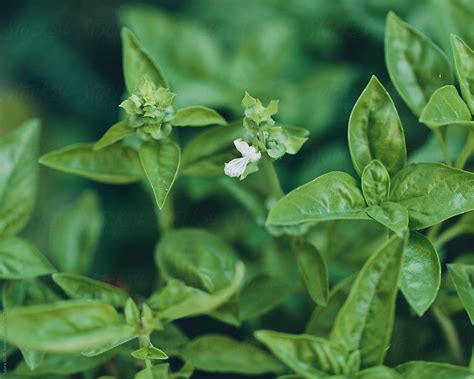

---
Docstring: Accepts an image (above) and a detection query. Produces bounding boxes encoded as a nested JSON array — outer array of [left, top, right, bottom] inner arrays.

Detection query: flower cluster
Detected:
[[225, 92, 308, 179], [120, 75, 176, 141]]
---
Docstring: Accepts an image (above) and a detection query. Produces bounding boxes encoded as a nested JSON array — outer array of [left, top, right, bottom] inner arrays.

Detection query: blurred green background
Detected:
[[2, 1, 471, 377]]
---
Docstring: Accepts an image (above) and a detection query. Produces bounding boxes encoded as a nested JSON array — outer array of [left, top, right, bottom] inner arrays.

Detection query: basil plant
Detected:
[[1, 5, 474, 379]]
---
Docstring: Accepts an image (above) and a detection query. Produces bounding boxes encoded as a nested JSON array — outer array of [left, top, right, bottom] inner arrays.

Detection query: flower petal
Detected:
[[224, 157, 250, 178], [233, 139, 261, 162]]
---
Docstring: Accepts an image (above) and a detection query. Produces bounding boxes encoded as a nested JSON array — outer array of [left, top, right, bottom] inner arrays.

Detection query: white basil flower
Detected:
[[224, 139, 261, 179]]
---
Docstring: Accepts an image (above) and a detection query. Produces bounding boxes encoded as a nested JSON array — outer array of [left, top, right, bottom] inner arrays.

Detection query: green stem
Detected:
[[432, 306, 465, 364], [261, 157, 283, 200], [455, 129, 474, 169], [138, 334, 152, 369], [435, 224, 465, 249], [427, 222, 443, 241], [158, 193, 174, 234], [433, 128, 452, 166]]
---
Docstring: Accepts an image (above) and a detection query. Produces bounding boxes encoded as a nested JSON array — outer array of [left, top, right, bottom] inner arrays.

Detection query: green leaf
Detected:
[[2, 279, 59, 309], [39, 143, 143, 184], [452, 35, 474, 115], [15, 352, 112, 375], [139, 139, 180, 209], [173, 106, 227, 127], [52, 273, 129, 308], [182, 334, 284, 375], [81, 328, 136, 357], [348, 76, 406, 176], [400, 232, 441, 316], [181, 124, 242, 176], [0, 118, 40, 235], [255, 330, 351, 377], [125, 298, 140, 325], [122, 27, 167, 93], [420, 85, 474, 128], [396, 361, 474, 379], [155, 228, 237, 292], [50, 190, 103, 275], [306, 275, 356, 338], [366, 202, 409, 235], [294, 241, 328, 306], [19, 348, 44, 371], [267, 172, 369, 226], [239, 274, 293, 321], [0, 300, 133, 353], [131, 344, 168, 360], [0, 237, 55, 279], [385, 12, 453, 116], [330, 234, 405, 368], [148, 263, 244, 322], [389, 163, 474, 229], [356, 366, 402, 379], [361, 160, 390, 206], [447, 263, 474, 323], [135, 364, 170, 379], [94, 121, 134, 151]]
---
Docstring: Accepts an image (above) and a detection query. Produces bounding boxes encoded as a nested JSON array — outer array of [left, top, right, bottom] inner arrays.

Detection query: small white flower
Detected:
[[224, 139, 261, 179]]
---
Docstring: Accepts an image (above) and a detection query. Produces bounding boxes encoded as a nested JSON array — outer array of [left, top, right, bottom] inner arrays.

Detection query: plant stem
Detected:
[[158, 193, 174, 233], [435, 224, 465, 249], [138, 334, 152, 369], [455, 130, 474, 169], [433, 129, 452, 166], [261, 157, 283, 200], [432, 306, 465, 364]]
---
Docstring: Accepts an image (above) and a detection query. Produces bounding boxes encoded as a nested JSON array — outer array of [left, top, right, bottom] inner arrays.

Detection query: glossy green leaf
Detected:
[[173, 106, 227, 127], [420, 85, 474, 128], [181, 124, 241, 176], [39, 143, 143, 184], [131, 344, 168, 360], [361, 160, 390, 206], [0, 300, 133, 353], [306, 275, 356, 338], [267, 172, 369, 226], [385, 12, 452, 116], [0, 237, 55, 279], [356, 366, 402, 379], [19, 348, 44, 371], [255, 330, 351, 377], [50, 190, 103, 275], [447, 263, 474, 323], [432, 0, 474, 57], [400, 232, 440, 316], [348, 76, 406, 176], [148, 263, 244, 321], [294, 241, 328, 306], [452, 35, 474, 115], [122, 27, 167, 93], [330, 234, 405, 367], [396, 361, 474, 379], [366, 202, 409, 235], [183, 334, 284, 375], [0, 119, 40, 235], [239, 274, 293, 321], [135, 364, 170, 379], [156, 228, 237, 292], [389, 163, 474, 229], [94, 121, 134, 151], [52, 273, 128, 308], [15, 352, 112, 375], [139, 139, 180, 209], [81, 328, 136, 357]]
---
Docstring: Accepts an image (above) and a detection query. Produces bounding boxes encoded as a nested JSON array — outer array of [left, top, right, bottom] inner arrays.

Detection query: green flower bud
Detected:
[[242, 92, 279, 131], [120, 75, 176, 141]]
